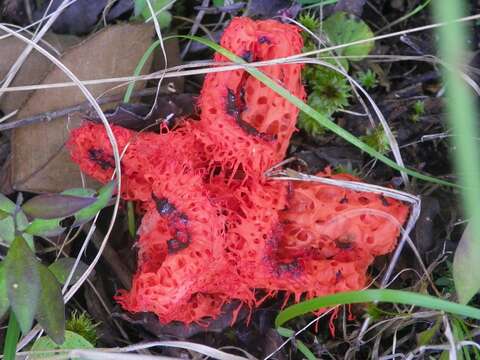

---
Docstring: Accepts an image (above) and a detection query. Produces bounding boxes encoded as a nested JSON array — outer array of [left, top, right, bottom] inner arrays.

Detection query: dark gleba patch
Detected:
[[226, 88, 277, 141], [88, 148, 115, 170], [154, 196, 176, 216], [154, 195, 191, 254], [275, 259, 303, 277], [167, 237, 190, 254]]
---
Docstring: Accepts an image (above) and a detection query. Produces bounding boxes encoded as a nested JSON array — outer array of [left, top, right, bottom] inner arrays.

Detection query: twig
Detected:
[[180, 0, 210, 59], [0, 87, 158, 132]]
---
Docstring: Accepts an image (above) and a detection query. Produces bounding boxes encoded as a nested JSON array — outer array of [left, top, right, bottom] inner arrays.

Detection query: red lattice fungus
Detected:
[[68, 17, 409, 325]]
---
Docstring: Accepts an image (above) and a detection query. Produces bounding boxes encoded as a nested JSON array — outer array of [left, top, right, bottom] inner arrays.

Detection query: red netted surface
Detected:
[[68, 17, 409, 324]]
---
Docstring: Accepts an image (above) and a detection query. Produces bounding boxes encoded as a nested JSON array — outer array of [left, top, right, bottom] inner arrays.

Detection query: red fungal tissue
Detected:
[[68, 18, 409, 325]]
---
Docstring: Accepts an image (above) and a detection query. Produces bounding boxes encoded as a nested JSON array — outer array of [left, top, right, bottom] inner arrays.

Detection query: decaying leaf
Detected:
[[0, 31, 81, 113], [33, 0, 134, 35], [9, 23, 155, 193]]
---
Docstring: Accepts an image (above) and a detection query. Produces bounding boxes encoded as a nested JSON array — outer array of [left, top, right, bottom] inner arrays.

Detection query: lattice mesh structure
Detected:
[[68, 17, 409, 325]]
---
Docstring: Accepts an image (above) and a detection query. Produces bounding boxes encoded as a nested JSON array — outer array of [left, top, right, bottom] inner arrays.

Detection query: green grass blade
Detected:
[[123, 40, 160, 103], [432, 1, 480, 304], [275, 289, 480, 328], [167, 35, 457, 188], [3, 312, 20, 360]]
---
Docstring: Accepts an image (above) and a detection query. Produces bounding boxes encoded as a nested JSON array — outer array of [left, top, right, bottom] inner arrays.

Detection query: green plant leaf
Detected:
[[277, 327, 316, 360], [35, 264, 65, 344], [323, 12, 374, 61], [22, 194, 96, 220], [439, 0, 480, 304], [275, 290, 480, 328], [68, 181, 115, 224], [0, 263, 10, 318], [277, 327, 294, 337], [417, 317, 441, 346], [0, 195, 33, 248], [140, 0, 172, 28], [134, 0, 146, 17], [295, 340, 317, 360], [48, 258, 90, 285], [25, 182, 115, 236], [169, 35, 457, 188], [453, 224, 479, 304], [4, 236, 40, 334], [30, 330, 93, 360], [0, 216, 15, 244], [0, 194, 15, 214], [24, 218, 63, 237]]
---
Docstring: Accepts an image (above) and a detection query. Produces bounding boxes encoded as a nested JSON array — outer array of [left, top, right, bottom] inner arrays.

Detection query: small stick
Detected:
[[0, 87, 158, 132]]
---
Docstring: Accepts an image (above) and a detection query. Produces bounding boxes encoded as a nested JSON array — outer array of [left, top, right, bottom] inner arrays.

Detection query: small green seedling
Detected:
[[0, 181, 114, 358], [358, 69, 378, 89], [411, 100, 426, 122]]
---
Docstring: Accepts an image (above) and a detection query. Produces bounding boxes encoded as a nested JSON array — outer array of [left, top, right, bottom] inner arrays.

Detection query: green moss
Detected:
[[298, 12, 321, 34], [360, 126, 390, 154], [357, 69, 378, 89], [66, 311, 99, 346], [299, 67, 351, 136], [333, 164, 361, 177], [411, 100, 426, 122]]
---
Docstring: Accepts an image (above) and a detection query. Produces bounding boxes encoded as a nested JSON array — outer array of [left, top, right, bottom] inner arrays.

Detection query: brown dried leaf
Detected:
[[9, 23, 155, 193], [0, 31, 81, 113]]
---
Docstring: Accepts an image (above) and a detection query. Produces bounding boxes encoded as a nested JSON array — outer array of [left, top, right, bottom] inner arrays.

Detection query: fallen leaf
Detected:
[[33, 0, 133, 35], [0, 30, 81, 114], [9, 23, 154, 193]]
